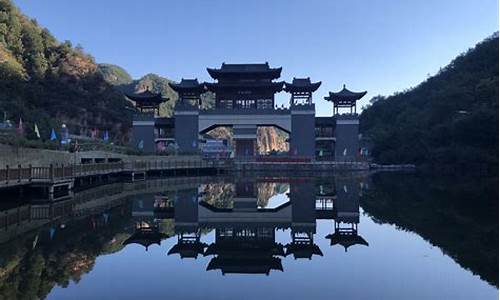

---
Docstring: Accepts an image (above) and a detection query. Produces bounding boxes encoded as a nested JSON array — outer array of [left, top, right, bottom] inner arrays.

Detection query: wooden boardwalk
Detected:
[[0, 159, 229, 190]]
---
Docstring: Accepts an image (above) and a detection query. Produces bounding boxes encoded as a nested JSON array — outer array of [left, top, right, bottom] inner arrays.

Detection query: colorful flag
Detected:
[[156, 142, 165, 152], [50, 128, 57, 141], [103, 130, 109, 141], [17, 118, 23, 135], [34, 123, 40, 138]]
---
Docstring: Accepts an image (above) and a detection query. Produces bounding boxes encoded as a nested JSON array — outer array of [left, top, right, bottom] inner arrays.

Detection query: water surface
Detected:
[[0, 172, 497, 300]]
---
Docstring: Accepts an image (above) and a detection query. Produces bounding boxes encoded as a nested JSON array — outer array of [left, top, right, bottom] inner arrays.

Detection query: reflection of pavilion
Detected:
[[122, 194, 169, 251], [286, 181, 323, 260], [168, 232, 207, 259], [123, 221, 165, 251], [153, 194, 174, 219], [325, 177, 368, 251], [325, 223, 369, 252], [167, 188, 207, 259], [205, 227, 285, 275], [285, 231, 323, 260]]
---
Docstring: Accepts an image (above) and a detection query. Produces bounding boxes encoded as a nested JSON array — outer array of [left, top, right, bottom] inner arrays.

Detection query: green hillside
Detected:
[[360, 33, 498, 172], [0, 0, 134, 143], [96, 63, 133, 86]]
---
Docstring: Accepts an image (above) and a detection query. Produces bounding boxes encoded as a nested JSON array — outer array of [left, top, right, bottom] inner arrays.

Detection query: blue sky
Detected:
[[14, 0, 499, 116]]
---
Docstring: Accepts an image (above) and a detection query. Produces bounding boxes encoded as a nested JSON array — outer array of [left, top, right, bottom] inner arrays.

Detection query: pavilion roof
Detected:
[[168, 241, 208, 259], [122, 230, 166, 251], [284, 78, 322, 93], [125, 89, 167, 103], [168, 78, 205, 94], [207, 63, 282, 79], [324, 85, 367, 103], [204, 81, 284, 93], [325, 232, 369, 252]]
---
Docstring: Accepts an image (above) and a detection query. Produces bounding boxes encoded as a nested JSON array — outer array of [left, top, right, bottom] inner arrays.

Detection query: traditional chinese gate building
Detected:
[[128, 63, 366, 161]]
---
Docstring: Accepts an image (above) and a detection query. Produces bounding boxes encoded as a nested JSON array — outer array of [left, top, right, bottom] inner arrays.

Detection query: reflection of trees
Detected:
[[202, 182, 289, 209], [361, 172, 498, 287], [158, 219, 175, 237], [202, 183, 235, 209], [0, 205, 133, 299]]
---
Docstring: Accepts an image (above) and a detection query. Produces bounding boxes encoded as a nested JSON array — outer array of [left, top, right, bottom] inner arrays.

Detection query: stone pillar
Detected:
[[289, 180, 316, 230], [174, 188, 199, 233], [335, 116, 359, 162], [334, 175, 360, 224], [290, 104, 316, 157], [233, 125, 257, 158], [131, 113, 156, 153], [174, 104, 199, 153]]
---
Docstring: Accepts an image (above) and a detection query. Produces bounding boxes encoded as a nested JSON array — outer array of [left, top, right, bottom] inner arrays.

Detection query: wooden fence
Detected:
[[0, 159, 229, 186]]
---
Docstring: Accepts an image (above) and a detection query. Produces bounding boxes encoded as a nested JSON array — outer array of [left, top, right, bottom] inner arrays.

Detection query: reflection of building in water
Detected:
[[168, 232, 207, 259], [315, 180, 336, 220], [205, 227, 285, 275], [46, 176, 369, 273], [123, 194, 168, 251], [286, 231, 323, 260], [325, 176, 368, 252], [286, 181, 323, 259], [153, 194, 174, 219], [167, 188, 206, 259], [123, 221, 164, 251], [200, 180, 287, 274], [196, 180, 287, 274]]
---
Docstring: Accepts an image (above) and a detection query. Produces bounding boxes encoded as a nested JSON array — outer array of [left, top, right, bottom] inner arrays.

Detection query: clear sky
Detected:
[[13, 0, 499, 116]]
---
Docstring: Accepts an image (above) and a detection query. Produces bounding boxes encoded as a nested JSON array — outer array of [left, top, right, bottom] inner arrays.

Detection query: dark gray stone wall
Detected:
[[334, 118, 359, 162], [174, 188, 199, 232], [174, 112, 199, 153], [289, 181, 316, 231], [290, 106, 316, 157], [131, 119, 156, 153], [234, 139, 256, 157], [334, 176, 360, 223]]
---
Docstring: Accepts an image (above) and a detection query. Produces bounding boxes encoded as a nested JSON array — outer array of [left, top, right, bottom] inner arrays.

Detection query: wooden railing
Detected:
[[0, 159, 230, 186]]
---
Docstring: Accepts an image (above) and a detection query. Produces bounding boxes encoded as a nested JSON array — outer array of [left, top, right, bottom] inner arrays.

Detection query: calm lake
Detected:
[[0, 172, 497, 300]]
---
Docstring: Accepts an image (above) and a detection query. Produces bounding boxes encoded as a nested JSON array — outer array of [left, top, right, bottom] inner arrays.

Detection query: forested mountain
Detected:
[[97, 64, 183, 117], [0, 0, 134, 143], [361, 33, 498, 171], [96, 63, 133, 86]]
